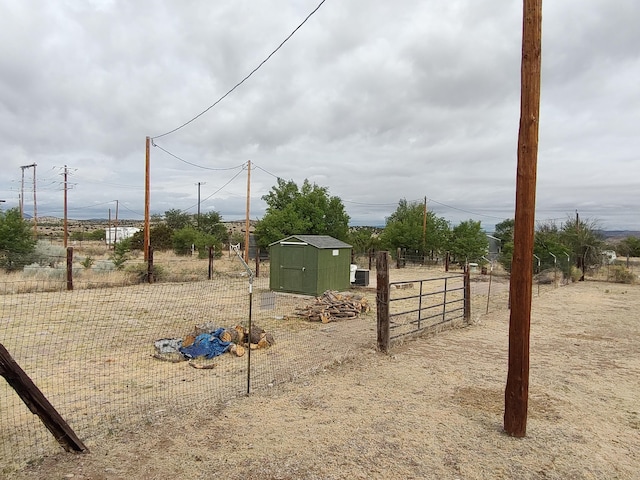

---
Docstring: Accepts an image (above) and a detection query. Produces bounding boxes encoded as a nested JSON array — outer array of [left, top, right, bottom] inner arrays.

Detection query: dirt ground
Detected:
[[10, 273, 639, 480]]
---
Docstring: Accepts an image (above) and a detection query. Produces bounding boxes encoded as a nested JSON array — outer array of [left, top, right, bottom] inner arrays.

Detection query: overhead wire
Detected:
[[152, 141, 246, 171], [180, 166, 247, 213], [151, 0, 327, 140]]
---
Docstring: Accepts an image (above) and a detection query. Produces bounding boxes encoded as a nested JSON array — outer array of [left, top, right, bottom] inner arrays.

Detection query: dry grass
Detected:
[[5, 267, 639, 479]]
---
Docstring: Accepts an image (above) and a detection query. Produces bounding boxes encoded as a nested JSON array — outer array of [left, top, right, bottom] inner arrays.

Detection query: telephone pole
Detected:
[[144, 137, 151, 260], [504, 0, 542, 438], [196, 182, 206, 227], [63, 165, 68, 248]]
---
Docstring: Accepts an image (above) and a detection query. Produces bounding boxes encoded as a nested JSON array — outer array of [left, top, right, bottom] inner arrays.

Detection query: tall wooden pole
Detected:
[[144, 137, 151, 261], [63, 165, 68, 248], [32, 163, 38, 238], [422, 196, 427, 262], [244, 160, 251, 263], [114, 200, 119, 246], [504, 0, 542, 438]]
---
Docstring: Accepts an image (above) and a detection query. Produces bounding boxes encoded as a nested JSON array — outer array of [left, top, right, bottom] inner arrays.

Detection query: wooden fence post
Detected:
[[66, 247, 73, 291], [147, 246, 154, 284], [0, 343, 88, 453], [464, 266, 471, 324], [376, 251, 390, 353], [208, 246, 214, 280]]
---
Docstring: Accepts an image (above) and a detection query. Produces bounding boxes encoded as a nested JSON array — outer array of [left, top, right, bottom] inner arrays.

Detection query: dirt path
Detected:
[[13, 279, 639, 480]]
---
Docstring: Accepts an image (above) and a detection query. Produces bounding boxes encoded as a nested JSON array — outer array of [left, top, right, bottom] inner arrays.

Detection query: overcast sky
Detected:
[[1, 0, 638, 232]]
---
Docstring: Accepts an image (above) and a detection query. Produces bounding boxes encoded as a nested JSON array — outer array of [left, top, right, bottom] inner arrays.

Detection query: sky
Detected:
[[1, 0, 638, 232]]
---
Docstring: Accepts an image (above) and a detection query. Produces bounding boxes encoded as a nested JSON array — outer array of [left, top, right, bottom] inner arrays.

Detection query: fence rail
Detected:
[[388, 275, 467, 340], [376, 251, 471, 352]]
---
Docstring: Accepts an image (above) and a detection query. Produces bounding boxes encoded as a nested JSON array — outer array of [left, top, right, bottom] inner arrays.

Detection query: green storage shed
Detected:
[[269, 235, 352, 296]]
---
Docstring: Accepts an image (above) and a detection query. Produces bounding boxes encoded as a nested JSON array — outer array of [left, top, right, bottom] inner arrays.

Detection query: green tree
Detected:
[[493, 218, 515, 245], [347, 227, 381, 254], [172, 226, 221, 258], [618, 236, 640, 258], [449, 220, 488, 264], [0, 208, 36, 271], [559, 215, 604, 278], [378, 199, 450, 258], [130, 224, 174, 251], [164, 209, 193, 231], [197, 211, 227, 242], [88, 229, 106, 241], [255, 178, 350, 248]]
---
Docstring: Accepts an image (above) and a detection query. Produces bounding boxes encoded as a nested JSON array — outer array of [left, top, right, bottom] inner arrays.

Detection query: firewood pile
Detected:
[[291, 290, 370, 323], [152, 322, 275, 367]]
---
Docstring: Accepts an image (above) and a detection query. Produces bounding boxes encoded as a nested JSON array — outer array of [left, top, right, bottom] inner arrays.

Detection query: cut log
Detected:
[[229, 344, 245, 357], [219, 330, 232, 343], [293, 290, 370, 323]]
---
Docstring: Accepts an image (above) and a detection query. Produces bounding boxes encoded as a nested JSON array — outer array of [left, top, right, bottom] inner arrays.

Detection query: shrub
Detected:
[[569, 266, 582, 283], [93, 260, 116, 272], [80, 256, 94, 269], [609, 265, 635, 284], [125, 263, 166, 283]]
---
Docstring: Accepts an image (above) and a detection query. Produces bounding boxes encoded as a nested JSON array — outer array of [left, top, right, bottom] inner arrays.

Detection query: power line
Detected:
[[181, 167, 247, 212], [151, 0, 328, 140], [152, 141, 245, 171]]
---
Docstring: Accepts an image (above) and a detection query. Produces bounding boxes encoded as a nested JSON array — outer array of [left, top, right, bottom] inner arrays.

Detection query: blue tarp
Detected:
[[178, 328, 232, 359]]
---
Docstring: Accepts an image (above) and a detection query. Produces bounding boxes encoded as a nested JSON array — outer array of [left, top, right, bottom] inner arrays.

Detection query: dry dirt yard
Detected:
[[13, 278, 640, 480]]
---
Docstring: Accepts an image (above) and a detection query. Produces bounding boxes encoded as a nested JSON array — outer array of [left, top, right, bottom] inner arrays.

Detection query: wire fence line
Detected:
[[0, 260, 377, 472], [0, 249, 586, 472]]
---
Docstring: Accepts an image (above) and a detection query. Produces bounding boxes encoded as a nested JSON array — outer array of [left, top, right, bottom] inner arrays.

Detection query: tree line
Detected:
[[2, 178, 639, 274]]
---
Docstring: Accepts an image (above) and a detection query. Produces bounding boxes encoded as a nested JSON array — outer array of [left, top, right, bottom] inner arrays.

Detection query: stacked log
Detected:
[[292, 290, 370, 323]]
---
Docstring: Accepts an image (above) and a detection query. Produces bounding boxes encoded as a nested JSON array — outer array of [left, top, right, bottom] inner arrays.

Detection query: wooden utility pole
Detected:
[[244, 160, 251, 263], [422, 196, 428, 262], [504, 0, 542, 438], [114, 200, 119, 247], [144, 137, 151, 261], [32, 163, 37, 237], [63, 165, 68, 248]]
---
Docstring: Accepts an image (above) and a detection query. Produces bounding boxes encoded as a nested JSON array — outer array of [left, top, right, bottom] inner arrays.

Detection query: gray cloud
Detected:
[[1, 0, 638, 232]]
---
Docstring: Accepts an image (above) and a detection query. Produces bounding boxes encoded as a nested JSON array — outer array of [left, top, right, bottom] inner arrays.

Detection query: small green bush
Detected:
[[569, 266, 582, 283], [93, 260, 116, 272], [609, 265, 635, 284], [80, 256, 94, 269], [125, 263, 167, 283]]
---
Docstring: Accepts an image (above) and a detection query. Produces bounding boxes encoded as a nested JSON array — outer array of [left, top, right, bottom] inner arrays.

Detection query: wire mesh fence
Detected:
[[0, 259, 378, 472], [2, 246, 619, 472]]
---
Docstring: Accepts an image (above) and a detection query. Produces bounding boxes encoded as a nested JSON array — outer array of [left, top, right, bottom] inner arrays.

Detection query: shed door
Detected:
[[281, 245, 305, 291]]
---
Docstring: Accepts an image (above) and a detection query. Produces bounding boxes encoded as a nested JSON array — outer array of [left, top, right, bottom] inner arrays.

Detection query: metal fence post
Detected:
[[376, 251, 390, 353]]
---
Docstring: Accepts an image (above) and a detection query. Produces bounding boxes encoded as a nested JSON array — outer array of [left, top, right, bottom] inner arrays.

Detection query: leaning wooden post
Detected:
[[376, 251, 390, 353], [66, 247, 73, 291], [0, 343, 88, 453], [504, 0, 542, 438], [147, 246, 154, 284]]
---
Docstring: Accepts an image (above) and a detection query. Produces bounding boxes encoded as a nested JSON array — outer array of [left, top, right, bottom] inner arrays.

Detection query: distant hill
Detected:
[[600, 231, 640, 240]]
